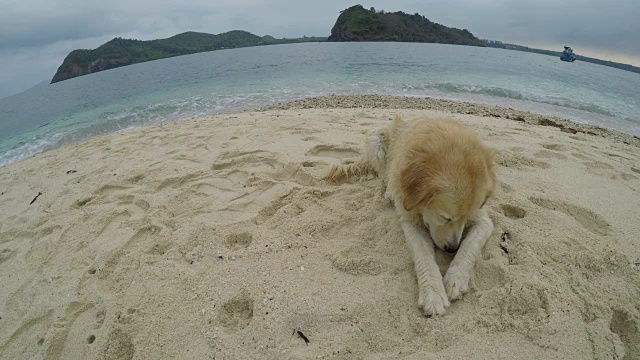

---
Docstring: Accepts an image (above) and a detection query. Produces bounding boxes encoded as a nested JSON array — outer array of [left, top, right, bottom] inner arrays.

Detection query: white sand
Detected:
[[1, 105, 639, 359]]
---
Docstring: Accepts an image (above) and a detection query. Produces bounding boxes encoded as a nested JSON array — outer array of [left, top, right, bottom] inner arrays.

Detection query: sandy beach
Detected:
[[1, 95, 639, 359]]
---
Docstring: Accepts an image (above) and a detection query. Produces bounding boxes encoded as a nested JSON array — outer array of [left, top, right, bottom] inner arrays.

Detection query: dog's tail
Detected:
[[323, 129, 388, 182], [323, 159, 378, 183]]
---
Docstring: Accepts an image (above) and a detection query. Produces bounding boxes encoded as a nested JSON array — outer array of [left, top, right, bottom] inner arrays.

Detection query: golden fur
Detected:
[[326, 116, 496, 316]]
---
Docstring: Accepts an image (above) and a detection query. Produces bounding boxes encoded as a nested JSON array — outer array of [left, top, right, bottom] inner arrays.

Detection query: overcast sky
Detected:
[[1, 0, 638, 99]]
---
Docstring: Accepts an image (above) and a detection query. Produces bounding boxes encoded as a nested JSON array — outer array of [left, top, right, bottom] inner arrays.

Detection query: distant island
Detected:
[[50, 31, 326, 83], [483, 40, 640, 74], [51, 5, 639, 83], [328, 5, 484, 46]]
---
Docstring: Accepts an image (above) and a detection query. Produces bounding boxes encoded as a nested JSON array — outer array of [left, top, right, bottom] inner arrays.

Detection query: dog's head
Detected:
[[401, 148, 495, 253]]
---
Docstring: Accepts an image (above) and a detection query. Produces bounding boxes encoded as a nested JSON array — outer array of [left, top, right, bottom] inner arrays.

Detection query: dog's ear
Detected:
[[400, 161, 440, 212]]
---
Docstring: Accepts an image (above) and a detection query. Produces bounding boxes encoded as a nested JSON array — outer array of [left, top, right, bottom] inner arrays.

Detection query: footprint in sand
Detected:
[[134, 199, 150, 211], [208, 151, 319, 223], [605, 152, 633, 161], [148, 238, 172, 256], [495, 152, 551, 171], [500, 204, 527, 219], [217, 148, 317, 183], [74, 196, 94, 208], [528, 197, 610, 236], [572, 153, 592, 161], [302, 160, 325, 168], [177, 224, 214, 264], [211, 150, 277, 171], [476, 279, 551, 332], [504, 281, 550, 320], [499, 182, 514, 193], [96, 223, 164, 292], [189, 178, 238, 199], [474, 262, 509, 291], [542, 144, 570, 151], [101, 328, 135, 360], [224, 232, 253, 250], [584, 160, 614, 171], [610, 309, 640, 360], [0, 311, 53, 358], [217, 290, 254, 331], [572, 157, 620, 179], [620, 173, 638, 181], [171, 154, 201, 164], [0, 248, 16, 265], [94, 185, 132, 196], [534, 150, 567, 160], [44, 302, 105, 359], [331, 245, 384, 276], [155, 172, 202, 191], [305, 145, 360, 159], [32, 225, 63, 241], [127, 173, 145, 184]]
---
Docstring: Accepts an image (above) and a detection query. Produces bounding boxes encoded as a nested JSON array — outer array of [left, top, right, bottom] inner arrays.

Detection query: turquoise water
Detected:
[[1, 42, 639, 166]]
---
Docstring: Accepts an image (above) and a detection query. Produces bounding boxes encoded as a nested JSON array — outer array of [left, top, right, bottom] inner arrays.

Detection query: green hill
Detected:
[[51, 7, 639, 83], [328, 5, 484, 46], [51, 31, 326, 83]]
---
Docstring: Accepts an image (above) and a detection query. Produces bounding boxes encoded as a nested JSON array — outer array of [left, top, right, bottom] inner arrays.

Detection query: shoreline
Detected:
[[258, 95, 640, 146], [2, 94, 638, 169], [1, 105, 639, 359]]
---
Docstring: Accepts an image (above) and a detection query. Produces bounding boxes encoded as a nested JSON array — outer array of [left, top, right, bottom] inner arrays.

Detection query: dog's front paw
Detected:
[[418, 286, 450, 316], [383, 188, 394, 205], [444, 267, 470, 301]]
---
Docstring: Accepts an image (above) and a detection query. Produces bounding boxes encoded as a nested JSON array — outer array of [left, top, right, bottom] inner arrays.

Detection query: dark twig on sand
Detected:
[[294, 330, 310, 344], [500, 232, 510, 254], [29, 192, 42, 205], [500, 231, 514, 264]]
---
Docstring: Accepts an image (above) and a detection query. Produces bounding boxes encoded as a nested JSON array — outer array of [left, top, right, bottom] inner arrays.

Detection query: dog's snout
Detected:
[[444, 233, 462, 253], [444, 243, 458, 253]]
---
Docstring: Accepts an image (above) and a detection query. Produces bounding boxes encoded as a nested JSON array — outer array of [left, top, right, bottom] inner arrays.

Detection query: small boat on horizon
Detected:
[[561, 46, 577, 62]]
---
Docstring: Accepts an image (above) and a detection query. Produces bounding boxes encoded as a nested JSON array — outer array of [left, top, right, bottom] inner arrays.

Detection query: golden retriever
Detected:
[[325, 116, 496, 316]]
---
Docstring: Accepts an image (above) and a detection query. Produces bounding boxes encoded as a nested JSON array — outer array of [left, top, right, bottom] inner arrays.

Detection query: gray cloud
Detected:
[[1, 0, 638, 98]]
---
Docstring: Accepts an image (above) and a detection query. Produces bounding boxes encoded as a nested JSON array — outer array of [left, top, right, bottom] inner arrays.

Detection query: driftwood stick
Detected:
[[29, 192, 42, 205]]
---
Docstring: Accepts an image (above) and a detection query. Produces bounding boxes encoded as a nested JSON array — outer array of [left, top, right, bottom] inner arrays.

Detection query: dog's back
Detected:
[[324, 116, 492, 185]]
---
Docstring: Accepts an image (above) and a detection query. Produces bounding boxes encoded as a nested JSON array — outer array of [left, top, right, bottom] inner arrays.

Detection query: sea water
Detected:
[[1, 42, 639, 166]]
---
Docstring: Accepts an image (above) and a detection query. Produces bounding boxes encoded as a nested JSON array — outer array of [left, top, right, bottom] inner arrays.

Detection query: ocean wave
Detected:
[[425, 83, 617, 117], [1, 84, 636, 167], [430, 83, 528, 100], [0, 132, 65, 167], [0, 93, 290, 167]]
